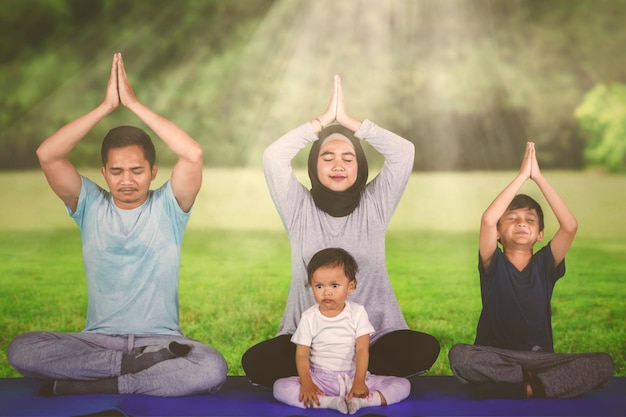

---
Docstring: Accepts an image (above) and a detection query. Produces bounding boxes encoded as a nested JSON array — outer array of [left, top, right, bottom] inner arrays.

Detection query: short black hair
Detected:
[[101, 126, 156, 168], [306, 247, 358, 285], [506, 194, 545, 231]]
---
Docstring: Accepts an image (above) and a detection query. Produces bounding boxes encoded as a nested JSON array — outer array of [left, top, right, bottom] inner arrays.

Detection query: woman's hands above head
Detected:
[[311, 75, 339, 133], [311, 75, 362, 134]]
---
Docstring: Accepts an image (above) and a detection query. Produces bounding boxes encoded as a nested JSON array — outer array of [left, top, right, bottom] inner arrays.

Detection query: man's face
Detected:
[[101, 145, 157, 209], [316, 136, 358, 192]]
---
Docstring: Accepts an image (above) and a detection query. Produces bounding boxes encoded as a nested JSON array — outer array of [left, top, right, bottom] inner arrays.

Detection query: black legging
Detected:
[[241, 329, 440, 388]]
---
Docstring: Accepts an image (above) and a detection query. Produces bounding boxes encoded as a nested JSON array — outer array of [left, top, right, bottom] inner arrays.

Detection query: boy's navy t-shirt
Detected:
[[475, 242, 565, 352]]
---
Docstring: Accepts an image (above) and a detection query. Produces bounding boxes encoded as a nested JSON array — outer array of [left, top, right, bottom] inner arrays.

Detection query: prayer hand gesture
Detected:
[[520, 141, 544, 182], [103, 54, 120, 110], [312, 75, 362, 133], [116, 53, 139, 108], [519, 141, 533, 181], [528, 141, 543, 181]]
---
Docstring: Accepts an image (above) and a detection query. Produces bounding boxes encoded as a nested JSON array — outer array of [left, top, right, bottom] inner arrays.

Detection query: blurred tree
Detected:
[[380, 0, 626, 170], [575, 83, 626, 172], [0, 0, 275, 169], [1, 0, 625, 170]]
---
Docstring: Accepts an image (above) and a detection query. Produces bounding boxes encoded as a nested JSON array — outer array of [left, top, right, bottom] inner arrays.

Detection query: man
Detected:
[[7, 53, 227, 397]]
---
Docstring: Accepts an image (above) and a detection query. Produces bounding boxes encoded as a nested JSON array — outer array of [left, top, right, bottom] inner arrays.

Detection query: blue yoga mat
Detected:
[[1, 376, 624, 417]]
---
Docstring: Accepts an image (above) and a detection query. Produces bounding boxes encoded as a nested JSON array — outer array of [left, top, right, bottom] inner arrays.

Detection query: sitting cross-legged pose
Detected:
[[7, 53, 227, 397], [273, 248, 411, 414], [242, 75, 440, 388], [448, 142, 614, 399]]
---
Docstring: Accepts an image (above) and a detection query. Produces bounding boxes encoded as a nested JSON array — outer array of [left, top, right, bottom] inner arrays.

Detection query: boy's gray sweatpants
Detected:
[[448, 343, 614, 398], [7, 331, 228, 397]]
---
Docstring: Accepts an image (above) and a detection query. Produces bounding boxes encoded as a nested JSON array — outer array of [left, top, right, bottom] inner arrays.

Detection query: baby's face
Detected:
[[309, 265, 355, 317]]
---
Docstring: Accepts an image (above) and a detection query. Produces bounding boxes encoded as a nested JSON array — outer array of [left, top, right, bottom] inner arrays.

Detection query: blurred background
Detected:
[[1, 0, 624, 378], [1, 0, 625, 173]]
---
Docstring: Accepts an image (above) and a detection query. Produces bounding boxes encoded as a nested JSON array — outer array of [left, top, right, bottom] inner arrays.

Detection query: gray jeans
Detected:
[[7, 331, 228, 396], [448, 343, 614, 398]]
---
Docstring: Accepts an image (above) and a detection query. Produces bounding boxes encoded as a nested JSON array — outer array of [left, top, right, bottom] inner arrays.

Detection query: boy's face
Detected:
[[310, 265, 356, 317], [497, 207, 544, 248], [101, 145, 158, 209]]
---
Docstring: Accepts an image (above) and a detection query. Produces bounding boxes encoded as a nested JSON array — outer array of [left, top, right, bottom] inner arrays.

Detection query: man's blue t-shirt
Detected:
[[69, 176, 190, 336], [475, 243, 565, 352]]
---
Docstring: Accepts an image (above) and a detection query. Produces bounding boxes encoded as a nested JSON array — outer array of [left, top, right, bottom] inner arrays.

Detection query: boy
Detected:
[[448, 142, 614, 399], [273, 248, 410, 414]]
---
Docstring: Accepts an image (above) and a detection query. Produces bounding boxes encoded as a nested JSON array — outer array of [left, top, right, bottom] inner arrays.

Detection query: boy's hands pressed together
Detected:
[[519, 141, 533, 180], [528, 142, 544, 181]]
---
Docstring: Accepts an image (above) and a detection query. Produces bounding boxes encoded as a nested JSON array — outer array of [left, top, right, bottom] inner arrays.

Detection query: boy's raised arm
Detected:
[[529, 144, 578, 266], [479, 142, 533, 269]]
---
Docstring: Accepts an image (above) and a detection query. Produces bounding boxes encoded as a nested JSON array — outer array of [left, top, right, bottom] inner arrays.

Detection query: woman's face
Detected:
[[316, 136, 358, 192]]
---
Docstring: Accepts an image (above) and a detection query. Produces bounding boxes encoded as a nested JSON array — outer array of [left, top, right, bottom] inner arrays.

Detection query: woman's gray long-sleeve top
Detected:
[[263, 119, 415, 342]]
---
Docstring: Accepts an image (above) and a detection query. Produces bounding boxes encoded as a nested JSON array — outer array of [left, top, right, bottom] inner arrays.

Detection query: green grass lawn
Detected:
[[0, 169, 624, 378]]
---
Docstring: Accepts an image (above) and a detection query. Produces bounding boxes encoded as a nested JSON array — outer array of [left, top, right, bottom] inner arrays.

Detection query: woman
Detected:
[[242, 75, 439, 388]]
